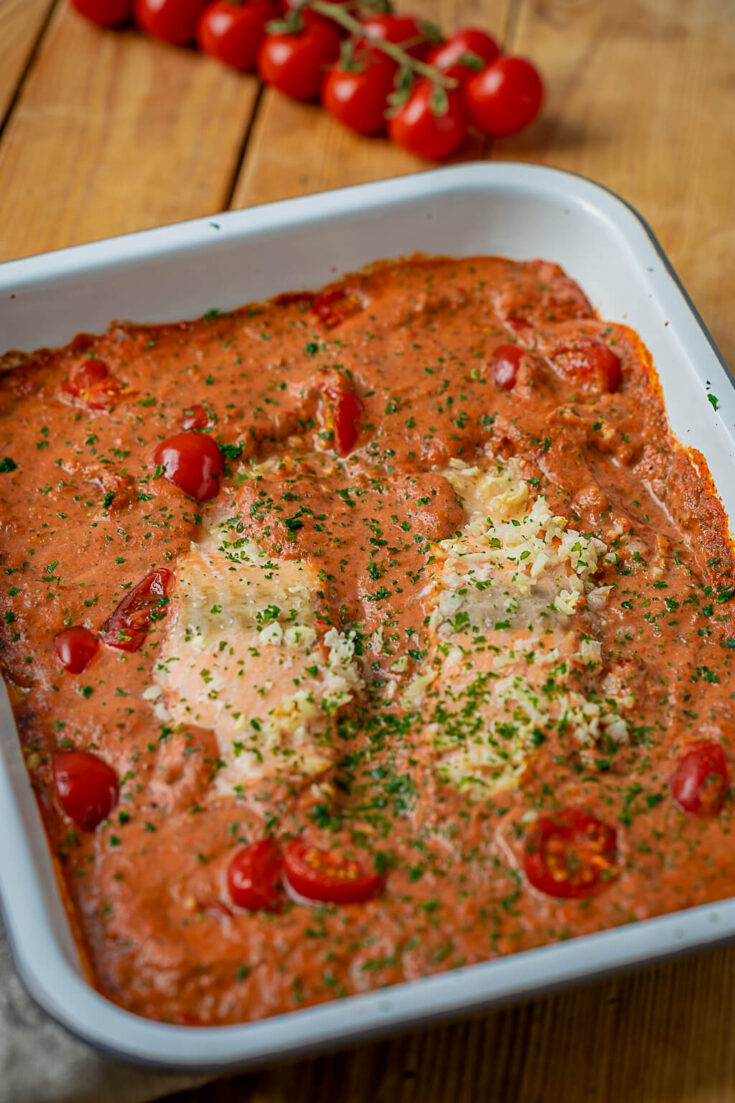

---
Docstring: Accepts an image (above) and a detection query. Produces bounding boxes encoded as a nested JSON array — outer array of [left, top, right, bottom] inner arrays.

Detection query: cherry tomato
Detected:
[[324, 384, 364, 455], [258, 23, 341, 101], [524, 807, 619, 899], [180, 402, 212, 430], [70, 0, 134, 26], [360, 14, 436, 60], [321, 47, 396, 136], [669, 741, 729, 816], [152, 431, 224, 501], [196, 0, 276, 70], [227, 838, 283, 910], [464, 55, 544, 139], [388, 80, 468, 161], [134, 0, 210, 44], [63, 357, 124, 410], [99, 568, 171, 652], [52, 752, 118, 831], [283, 837, 383, 904], [490, 343, 522, 390], [551, 338, 622, 394], [311, 287, 363, 327], [54, 626, 99, 674], [426, 27, 500, 83]]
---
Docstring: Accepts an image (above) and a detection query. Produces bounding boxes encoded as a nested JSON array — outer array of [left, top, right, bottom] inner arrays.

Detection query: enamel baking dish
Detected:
[[1, 163, 734, 1070]]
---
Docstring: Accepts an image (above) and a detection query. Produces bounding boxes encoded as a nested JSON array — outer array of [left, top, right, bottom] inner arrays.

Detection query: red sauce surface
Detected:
[[1, 256, 734, 1025]]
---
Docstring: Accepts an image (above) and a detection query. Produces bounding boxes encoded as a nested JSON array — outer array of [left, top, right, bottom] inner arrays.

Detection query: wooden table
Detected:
[[2, 0, 734, 1099]]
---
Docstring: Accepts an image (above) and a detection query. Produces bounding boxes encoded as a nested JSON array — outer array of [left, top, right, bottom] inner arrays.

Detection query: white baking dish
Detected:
[[1, 163, 734, 1070]]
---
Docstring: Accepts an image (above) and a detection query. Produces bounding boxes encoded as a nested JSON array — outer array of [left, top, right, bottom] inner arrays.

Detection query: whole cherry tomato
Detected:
[[196, 0, 276, 70], [134, 0, 210, 44], [283, 837, 383, 904], [99, 568, 171, 651], [152, 431, 224, 501], [524, 807, 619, 899], [70, 0, 134, 26], [551, 337, 622, 394], [490, 344, 522, 390], [388, 80, 468, 161], [258, 22, 341, 101], [321, 46, 396, 135], [464, 55, 544, 138], [669, 741, 729, 816], [54, 626, 100, 674], [227, 838, 283, 910], [360, 14, 437, 60], [426, 27, 500, 83], [52, 752, 119, 831]]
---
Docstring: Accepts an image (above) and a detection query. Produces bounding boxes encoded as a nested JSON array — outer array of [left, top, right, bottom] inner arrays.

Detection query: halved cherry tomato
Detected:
[[54, 626, 99, 674], [70, 0, 134, 26], [283, 837, 383, 904], [63, 357, 125, 410], [490, 343, 522, 390], [426, 27, 500, 83], [321, 46, 396, 136], [524, 807, 619, 899], [551, 338, 622, 394], [257, 22, 341, 101], [669, 740, 729, 816], [311, 287, 363, 327], [134, 0, 210, 44], [196, 0, 276, 70], [152, 431, 224, 501], [388, 80, 468, 161], [360, 14, 437, 60], [52, 751, 118, 830], [181, 403, 212, 430], [464, 55, 544, 139], [99, 568, 171, 651], [227, 838, 283, 911], [324, 385, 364, 455]]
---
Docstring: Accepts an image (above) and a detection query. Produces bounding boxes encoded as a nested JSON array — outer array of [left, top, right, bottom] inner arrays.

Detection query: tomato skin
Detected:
[[321, 48, 396, 136], [426, 27, 500, 83], [52, 752, 119, 831], [324, 385, 364, 455], [196, 0, 276, 70], [490, 343, 522, 390], [180, 402, 212, 430], [54, 626, 99, 674], [63, 357, 124, 410], [388, 80, 468, 161], [134, 0, 210, 44], [283, 837, 383, 904], [464, 55, 544, 138], [360, 14, 435, 60], [70, 0, 134, 26], [99, 568, 171, 651], [227, 839, 283, 911], [311, 287, 363, 327], [669, 741, 729, 816], [524, 807, 619, 899], [257, 23, 341, 101], [551, 337, 622, 394], [152, 431, 224, 501]]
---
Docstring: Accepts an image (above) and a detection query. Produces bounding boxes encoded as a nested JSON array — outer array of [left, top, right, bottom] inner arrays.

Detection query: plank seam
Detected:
[[223, 82, 266, 212], [0, 0, 60, 144]]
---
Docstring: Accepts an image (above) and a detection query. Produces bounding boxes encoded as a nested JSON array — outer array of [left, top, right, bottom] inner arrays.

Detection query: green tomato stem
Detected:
[[305, 0, 458, 89]]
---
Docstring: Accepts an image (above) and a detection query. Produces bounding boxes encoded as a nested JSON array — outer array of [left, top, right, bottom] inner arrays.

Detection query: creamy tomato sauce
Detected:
[[1, 256, 735, 1025]]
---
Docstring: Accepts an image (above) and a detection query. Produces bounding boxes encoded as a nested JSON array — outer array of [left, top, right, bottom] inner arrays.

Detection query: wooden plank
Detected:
[[0, 0, 55, 125], [497, 0, 735, 368], [0, 4, 260, 261], [231, 0, 512, 209]]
